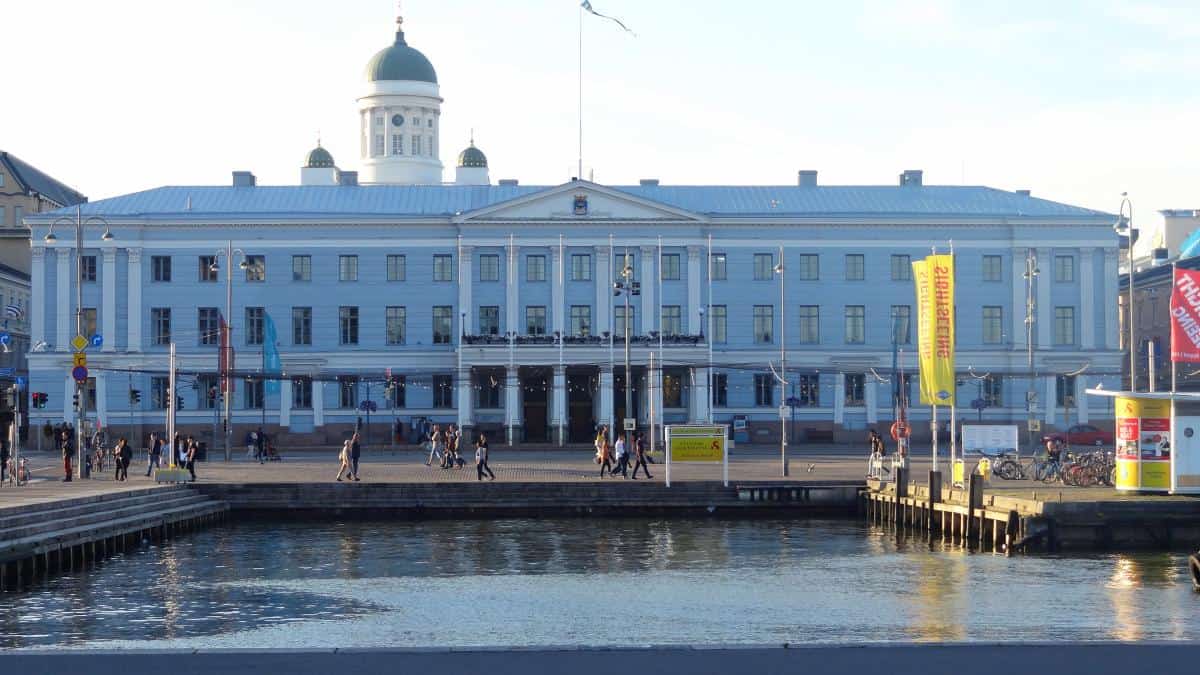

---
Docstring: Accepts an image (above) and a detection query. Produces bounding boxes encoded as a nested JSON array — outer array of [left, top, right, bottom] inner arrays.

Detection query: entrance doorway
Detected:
[[521, 367, 550, 442], [568, 368, 597, 442]]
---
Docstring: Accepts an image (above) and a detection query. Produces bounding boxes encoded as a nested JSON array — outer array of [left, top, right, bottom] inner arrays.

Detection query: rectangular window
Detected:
[[710, 253, 727, 281], [571, 254, 591, 281], [292, 378, 312, 409], [798, 305, 819, 344], [845, 305, 865, 344], [711, 305, 727, 343], [244, 254, 266, 282], [81, 308, 98, 338], [1055, 255, 1075, 283], [1054, 306, 1076, 345], [712, 373, 728, 407], [391, 133, 403, 155], [292, 255, 311, 282], [526, 306, 547, 335], [81, 255, 97, 282], [198, 307, 219, 346], [754, 373, 775, 407], [433, 306, 452, 344], [479, 306, 500, 336], [615, 305, 635, 337], [845, 254, 865, 281], [663, 370, 683, 408], [433, 254, 454, 281], [1056, 374, 1077, 407], [339, 377, 357, 409], [197, 375, 218, 410], [433, 375, 453, 408], [753, 305, 773, 344], [891, 254, 911, 281], [245, 307, 264, 345], [982, 255, 1002, 282], [527, 254, 547, 282], [388, 376, 407, 408], [570, 305, 592, 336], [476, 372, 501, 408], [661, 305, 682, 335], [151, 308, 171, 345], [374, 134, 385, 156], [411, 135, 421, 156], [338, 255, 358, 282], [151, 376, 169, 410], [661, 253, 681, 280], [844, 374, 866, 406], [199, 255, 218, 282], [798, 254, 819, 281], [982, 306, 1003, 344], [387, 254, 406, 281], [386, 306, 406, 345], [292, 307, 312, 346], [891, 305, 911, 344], [753, 253, 774, 280], [479, 254, 500, 282], [244, 379, 264, 410], [796, 374, 820, 406], [151, 256, 171, 282], [339, 306, 359, 345]]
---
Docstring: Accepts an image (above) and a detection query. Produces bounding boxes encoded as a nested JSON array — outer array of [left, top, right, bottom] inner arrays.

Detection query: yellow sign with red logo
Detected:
[[668, 425, 726, 462], [1114, 396, 1170, 492]]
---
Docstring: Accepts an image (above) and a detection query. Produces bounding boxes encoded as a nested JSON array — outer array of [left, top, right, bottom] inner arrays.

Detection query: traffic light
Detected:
[[129, 389, 141, 405], [176, 390, 184, 411], [72, 391, 80, 410], [630, 281, 641, 296]]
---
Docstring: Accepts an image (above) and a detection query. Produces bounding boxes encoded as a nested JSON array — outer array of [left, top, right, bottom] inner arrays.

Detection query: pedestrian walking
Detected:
[[612, 434, 629, 478], [475, 433, 495, 481], [631, 431, 652, 479], [255, 426, 266, 464], [185, 435, 198, 481], [349, 432, 362, 481], [335, 440, 352, 481], [597, 431, 614, 478], [61, 430, 74, 482], [426, 424, 443, 466], [245, 430, 256, 458], [146, 432, 162, 476], [113, 437, 131, 481]]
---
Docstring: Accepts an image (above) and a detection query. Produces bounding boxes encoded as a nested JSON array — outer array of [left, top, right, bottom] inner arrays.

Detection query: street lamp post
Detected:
[[1023, 250, 1040, 452], [775, 246, 788, 477], [1116, 194, 1136, 392], [44, 207, 113, 478], [212, 241, 247, 461]]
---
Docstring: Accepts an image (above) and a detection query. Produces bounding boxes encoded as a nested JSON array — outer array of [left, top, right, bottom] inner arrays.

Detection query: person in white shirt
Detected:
[[612, 436, 629, 478]]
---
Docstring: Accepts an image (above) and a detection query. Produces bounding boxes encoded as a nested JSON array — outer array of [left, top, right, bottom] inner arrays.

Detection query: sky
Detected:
[[2, 0, 1198, 219]]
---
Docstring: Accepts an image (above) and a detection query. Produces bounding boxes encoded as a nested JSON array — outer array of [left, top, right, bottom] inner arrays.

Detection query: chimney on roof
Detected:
[[337, 171, 358, 186], [498, 179, 519, 186], [232, 171, 256, 187], [1016, 189, 1031, 196], [798, 170, 818, 187], [639, 179, 660, 187], [899, 170, 923, 187]]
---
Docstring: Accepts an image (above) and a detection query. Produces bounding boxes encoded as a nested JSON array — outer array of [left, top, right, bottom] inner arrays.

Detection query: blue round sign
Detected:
[[90, 334, 104, 348], [72, 365, 88, 382]]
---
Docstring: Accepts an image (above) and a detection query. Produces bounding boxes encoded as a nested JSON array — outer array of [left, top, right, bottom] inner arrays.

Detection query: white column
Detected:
[[101, 248, 117, 352], [834, 373, 846, 426], [1103, 249, 1118, 349], [506, 240, 519, 335], [1011, 250, 1025, 351], [687, 245, 702, 333], [1036, 247, 1051, 348], [552, 245, 564, 335], [126, 248, 142, 352], [552, 365, 566, 446], [30, 247, 45, 348], [505, 368, 521, 444], [692, 367, 710, 423], [280, 379, 292, 428], [1075, 374, 1089, 424], [650, 364, 663, 428], [595, 245, 611, 336], [865, 379, 878, 424], [312, 380, 325, 427], [459, 245, 473, 334], [1044, 376, 1056, 426], [1080, 248, 1095, 350], [457, 369, 474, 432], [599, 367, 614, 436], [56, 249, 70, 351], [640, 245, 655, 334], [94, 372, 108, 427]]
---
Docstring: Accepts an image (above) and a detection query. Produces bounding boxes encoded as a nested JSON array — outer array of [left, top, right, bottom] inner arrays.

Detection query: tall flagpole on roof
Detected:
[[578, 3, 584, 179]]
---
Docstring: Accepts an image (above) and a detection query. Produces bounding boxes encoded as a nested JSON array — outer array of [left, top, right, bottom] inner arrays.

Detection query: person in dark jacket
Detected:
[[631, 432, 652, 479], [349, 432, 362, 481], [145, 433, 162, 476], [61, 430, 74, 482]]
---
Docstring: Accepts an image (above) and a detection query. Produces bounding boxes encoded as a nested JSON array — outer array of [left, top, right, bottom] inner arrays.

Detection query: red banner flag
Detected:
[[1170, 267, 1200, 362]]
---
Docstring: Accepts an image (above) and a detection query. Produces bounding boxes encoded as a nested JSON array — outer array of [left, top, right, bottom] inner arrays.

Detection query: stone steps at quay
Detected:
[[1, 492, 215, 543], [0, 486, 194, 531]]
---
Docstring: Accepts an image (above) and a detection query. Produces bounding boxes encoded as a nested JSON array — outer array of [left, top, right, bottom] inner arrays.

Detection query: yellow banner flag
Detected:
[[913, 255, 956, 406]]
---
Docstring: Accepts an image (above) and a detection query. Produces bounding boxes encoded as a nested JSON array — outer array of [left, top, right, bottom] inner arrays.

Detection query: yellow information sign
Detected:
[[1114, 396, 1171, 492], [664, 424, 729, 487], [72, 353, 87, 367]]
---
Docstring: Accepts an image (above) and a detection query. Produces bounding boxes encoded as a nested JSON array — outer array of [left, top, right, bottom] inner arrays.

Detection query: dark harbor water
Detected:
[[1, 518, 1197, 649]]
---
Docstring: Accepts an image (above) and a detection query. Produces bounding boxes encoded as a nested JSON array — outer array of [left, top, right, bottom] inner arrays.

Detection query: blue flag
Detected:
[[263, 312, 282, 394]]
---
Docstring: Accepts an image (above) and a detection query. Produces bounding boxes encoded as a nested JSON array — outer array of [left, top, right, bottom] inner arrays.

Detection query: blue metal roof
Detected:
[[32, 183, 1111, 220]]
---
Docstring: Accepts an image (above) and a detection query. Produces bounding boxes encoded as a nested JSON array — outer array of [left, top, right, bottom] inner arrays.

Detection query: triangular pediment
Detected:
[[454, 181, 707, 223]]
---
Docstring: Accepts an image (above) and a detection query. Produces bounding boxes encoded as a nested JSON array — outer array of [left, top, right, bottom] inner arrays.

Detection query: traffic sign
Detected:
[[71, 365, 89, 382], [971, 398, 988, 411], [0, 332, 10, 347], [90, 334, 103, 348], [73, 353, 87, 367], [623, 417, 636, 431], [14, 376, 25, 388], [71, 334, 88, 352]]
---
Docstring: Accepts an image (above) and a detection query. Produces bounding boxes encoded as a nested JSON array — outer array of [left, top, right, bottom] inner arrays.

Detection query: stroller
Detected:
[[263, 439, 283, 462]]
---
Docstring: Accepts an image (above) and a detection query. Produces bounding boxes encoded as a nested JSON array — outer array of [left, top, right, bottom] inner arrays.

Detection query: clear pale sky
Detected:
[[3, 0, 1198, 218]]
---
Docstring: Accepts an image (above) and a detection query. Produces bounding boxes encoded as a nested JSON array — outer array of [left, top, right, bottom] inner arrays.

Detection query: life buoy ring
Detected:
[[1189, 553, 1200, 592], [890, 421, 911, 442]]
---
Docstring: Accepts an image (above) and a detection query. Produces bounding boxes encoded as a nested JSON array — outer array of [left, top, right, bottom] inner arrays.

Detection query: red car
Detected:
[[1042, 424, 1113, 447]]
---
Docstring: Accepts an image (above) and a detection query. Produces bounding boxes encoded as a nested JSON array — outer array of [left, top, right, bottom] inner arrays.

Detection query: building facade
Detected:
[[21, 12, 1124, 448]]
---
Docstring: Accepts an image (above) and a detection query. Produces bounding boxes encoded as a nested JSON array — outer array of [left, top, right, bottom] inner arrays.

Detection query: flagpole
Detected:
[[577, 2, 583, 179], [1172, 262, 1178, 394]]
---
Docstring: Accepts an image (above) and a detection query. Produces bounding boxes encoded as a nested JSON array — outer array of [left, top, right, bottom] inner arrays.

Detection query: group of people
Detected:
[[244, 427, 279, 463], [424, 423, 466, 469], [142, 432, 200, 481], [593, 426, 652, 479]]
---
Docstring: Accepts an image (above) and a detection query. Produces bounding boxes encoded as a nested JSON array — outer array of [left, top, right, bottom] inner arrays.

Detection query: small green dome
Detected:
[[457, 142, 487, 168], [365, 29, 437, 84], [305, 145, 335, 168]]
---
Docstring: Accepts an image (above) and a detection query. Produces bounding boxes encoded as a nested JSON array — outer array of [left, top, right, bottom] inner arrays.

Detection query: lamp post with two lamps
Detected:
[[210, 242, 248, 461], [774, 245, 788, 477], [44, 207, 113, 478], [1115, 194, 1136, 391]]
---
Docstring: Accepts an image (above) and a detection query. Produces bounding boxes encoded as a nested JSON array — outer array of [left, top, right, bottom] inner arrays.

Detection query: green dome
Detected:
[[365, 29, 437, 84], [457, 142, 487, 168], [305, 145, 335, 168]]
